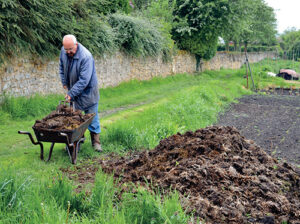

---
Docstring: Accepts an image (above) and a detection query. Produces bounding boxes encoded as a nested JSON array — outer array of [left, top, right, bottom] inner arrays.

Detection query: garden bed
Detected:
[[217, 91, 300, 165]]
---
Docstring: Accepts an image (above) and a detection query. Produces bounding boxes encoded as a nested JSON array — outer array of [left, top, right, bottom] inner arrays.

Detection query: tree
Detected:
[[221, 0, 277, 52], [172, 0, 232, 71], [222, 0, 252, 52], [238, 0, 277, 51], [279, 29, 300, 60]]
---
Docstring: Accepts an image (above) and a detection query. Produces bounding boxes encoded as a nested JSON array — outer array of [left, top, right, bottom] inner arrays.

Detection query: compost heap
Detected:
[[33, 104, 94, 130], [100, 126, 300, 224]]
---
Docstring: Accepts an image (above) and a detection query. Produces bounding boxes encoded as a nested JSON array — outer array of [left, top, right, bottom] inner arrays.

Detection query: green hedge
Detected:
[[109, 13, 164, 57], [0, 0, 168, 62], [0, 0, 73, 59]]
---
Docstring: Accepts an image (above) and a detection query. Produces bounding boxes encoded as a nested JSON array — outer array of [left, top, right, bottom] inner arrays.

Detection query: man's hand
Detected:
[[65, 94, 71, 102], [63, 86, 71, 102]]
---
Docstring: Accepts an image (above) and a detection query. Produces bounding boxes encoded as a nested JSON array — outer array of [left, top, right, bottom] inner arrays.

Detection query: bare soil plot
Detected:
[[217, 90, 300, 165]]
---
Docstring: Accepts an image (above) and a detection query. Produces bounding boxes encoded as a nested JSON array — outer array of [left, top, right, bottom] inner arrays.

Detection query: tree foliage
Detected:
[[222, 0, 277, 51], [132, 0, 152, 10], [279, 29, 300, 60], [85, 0, 132, 15], [139, 0, 176, 60], [172, 0, 231, 60]]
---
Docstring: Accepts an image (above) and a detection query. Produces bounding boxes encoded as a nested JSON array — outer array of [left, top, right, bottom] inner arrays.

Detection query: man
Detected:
[[59, 34, 102, 152]]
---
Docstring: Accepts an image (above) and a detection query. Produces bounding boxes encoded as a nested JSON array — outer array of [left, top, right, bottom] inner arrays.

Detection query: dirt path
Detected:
[[216, 90, 300, 165], [99, 102, 147, 118]]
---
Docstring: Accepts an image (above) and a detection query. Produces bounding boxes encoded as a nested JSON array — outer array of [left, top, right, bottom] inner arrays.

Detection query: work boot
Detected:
[[90, 132, 102, 152]]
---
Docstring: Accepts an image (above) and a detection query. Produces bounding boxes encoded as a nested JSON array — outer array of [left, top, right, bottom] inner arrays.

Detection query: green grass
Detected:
[[0, 168, 189, 224], [0, 94, 63, 122], [100, 74, 208, 112], [0, 58, 300, 223]]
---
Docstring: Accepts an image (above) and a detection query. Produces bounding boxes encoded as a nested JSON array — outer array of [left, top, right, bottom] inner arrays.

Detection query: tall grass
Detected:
[[0, 169, 88, 223], [242, 58, 300, 89], [0, 168, 189, 223], [121, 188, 189, 224], [0, 94, 62, 121]]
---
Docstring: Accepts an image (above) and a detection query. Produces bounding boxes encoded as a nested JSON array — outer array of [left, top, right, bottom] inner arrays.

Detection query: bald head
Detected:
[[63, 34, 78, 57], [63, 34, 77, 45]]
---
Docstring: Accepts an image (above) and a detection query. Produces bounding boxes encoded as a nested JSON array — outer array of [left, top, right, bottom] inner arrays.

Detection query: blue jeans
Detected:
[[84, 103, 101, 134]]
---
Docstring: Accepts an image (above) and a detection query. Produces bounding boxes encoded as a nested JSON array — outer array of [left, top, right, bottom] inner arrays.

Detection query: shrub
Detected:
[[72, 17, 117, 56], [0, 0, 74, 60], [0, 0, 123, 62], [109, 13, 164, 57], [140, 0, 176, 61], [132, 0, 152, 10], [85, 0, 132, 15]]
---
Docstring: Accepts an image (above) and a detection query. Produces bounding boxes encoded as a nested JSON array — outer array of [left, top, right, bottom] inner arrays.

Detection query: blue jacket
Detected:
[[59, 43, 99, 110]]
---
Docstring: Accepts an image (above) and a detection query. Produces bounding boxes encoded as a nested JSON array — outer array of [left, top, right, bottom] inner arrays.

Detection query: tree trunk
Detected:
[[244, 42, 248, 53], [234, 42, 237, 52], [225, 41, 229, 52], [238, 42, 242, 52], [196, 55, 202, 72]]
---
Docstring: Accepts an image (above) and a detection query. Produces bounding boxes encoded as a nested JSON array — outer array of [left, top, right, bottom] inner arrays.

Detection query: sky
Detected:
[[264, 0, 300, 34]]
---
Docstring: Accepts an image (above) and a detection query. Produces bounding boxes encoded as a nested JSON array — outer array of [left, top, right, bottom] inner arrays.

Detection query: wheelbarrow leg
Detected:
[[18, 131, 44, 160], [66, 144, 74, 163], [46, 142, 55, 162], [70, 137, 85, 165], [72, 141, 79, 164]]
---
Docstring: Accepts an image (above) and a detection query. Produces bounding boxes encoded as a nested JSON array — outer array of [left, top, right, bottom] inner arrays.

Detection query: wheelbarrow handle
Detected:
[[18, 131, 44, 160], [59, 133, 73, 147]]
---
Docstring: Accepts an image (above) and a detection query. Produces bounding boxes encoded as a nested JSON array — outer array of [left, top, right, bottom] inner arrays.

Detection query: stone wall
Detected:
[[0, 51, 274, 97]]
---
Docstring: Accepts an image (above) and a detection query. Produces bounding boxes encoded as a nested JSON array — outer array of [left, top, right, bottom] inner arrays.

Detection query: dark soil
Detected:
[[33, 105, 94, 130], [217, 91, 300, 165], [62, 126, 300, 224], [61, 91, 300, 223]]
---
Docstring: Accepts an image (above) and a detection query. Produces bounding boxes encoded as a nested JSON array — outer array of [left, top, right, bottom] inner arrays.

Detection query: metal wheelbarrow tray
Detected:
[[18, 113, 95, 164]]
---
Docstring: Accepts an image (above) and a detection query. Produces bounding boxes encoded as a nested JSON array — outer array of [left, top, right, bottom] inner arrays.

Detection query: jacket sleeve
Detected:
[[68, 56, 93, 98], [59, 51, 67, 86]]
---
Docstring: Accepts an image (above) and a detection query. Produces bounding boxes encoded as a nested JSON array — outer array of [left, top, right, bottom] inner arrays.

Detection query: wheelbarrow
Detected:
[[18, 102, 95, 164]]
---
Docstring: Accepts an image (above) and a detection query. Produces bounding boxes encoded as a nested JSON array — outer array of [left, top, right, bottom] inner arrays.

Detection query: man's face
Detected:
[[63, 39, 78, 57]]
